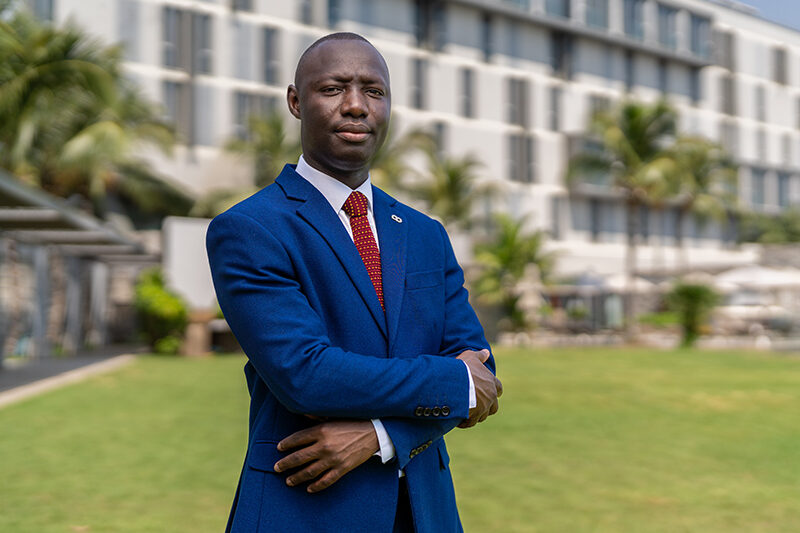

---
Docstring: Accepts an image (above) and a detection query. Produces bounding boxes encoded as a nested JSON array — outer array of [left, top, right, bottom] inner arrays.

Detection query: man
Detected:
[[207, 32, 501, 533]]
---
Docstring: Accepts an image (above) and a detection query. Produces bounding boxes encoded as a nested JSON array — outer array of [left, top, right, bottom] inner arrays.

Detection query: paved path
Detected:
[[0, 346, 145, 409]]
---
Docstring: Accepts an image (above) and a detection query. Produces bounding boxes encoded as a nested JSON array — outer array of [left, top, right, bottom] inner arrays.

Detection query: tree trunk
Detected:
[[676, 207, 688, 273], [624, 200, 639, 341]]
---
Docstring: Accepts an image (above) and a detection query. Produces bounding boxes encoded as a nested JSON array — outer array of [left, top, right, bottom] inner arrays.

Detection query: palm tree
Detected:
[[369, 125, 432, 195], [226, 112, 302, 188], [0, 9, 191, 219], [667, 136, 738, 269], [472, 214, 555, 333], [566, 99, 677, 335], [406, 151, 489, 230]]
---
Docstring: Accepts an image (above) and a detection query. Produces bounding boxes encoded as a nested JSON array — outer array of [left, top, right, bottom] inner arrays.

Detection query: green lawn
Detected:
[[1, 348, 800, 532]]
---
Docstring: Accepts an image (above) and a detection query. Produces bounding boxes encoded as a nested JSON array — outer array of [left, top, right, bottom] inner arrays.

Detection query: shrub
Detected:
[[666, 283, 719, 348], [134, 268, 188, 353]]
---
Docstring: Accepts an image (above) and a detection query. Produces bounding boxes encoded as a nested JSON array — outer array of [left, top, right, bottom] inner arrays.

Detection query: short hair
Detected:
[[294, 32, 376, 86]]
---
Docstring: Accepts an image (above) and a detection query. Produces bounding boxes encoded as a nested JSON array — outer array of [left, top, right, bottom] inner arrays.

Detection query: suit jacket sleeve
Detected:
[[207, 210, 471, 421], [381, 221, 496, 469]]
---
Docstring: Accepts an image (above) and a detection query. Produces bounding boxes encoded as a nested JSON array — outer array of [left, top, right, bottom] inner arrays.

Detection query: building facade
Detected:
[[36, 0, 800, 275]]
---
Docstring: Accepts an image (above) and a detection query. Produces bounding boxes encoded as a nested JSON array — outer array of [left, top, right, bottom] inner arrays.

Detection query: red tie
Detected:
[[342, 191, 384, 310]]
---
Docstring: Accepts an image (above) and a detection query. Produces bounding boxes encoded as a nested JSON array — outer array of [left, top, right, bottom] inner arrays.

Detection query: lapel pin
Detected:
[[391, 214, 403, 223]]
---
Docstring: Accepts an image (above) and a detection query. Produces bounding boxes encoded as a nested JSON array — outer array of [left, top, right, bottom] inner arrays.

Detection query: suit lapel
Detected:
[[373, 187, 407, 356], [277, 167, 388, 339]]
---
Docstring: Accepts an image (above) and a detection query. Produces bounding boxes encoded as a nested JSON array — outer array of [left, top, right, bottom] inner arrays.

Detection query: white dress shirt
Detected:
[[294, 155, 476, 466]]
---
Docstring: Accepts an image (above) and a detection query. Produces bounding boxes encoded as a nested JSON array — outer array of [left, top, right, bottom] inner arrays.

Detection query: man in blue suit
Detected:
[[207, 32, 502, 532]]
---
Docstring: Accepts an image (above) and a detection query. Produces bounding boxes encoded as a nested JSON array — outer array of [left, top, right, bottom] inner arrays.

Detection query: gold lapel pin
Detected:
[[391, 214, 403, 223]]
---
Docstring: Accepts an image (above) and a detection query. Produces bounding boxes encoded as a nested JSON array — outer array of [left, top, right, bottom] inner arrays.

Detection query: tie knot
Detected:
[[343, 191, 369, 218]]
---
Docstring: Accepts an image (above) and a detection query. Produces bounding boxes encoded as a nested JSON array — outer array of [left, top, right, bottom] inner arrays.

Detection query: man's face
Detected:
[[288, 39, 391, 186]]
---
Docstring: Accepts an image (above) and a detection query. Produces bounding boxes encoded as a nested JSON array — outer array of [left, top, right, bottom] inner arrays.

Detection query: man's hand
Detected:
[[457, 348, 503, 428], [274, 420, 379, 493]]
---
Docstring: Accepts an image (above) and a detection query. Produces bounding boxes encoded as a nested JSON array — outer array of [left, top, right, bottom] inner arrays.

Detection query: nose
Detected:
[[340, 87, 368, 118]]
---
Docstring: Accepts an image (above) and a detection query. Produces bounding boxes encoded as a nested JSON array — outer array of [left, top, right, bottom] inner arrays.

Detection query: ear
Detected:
[[287, 85, 301, 120]]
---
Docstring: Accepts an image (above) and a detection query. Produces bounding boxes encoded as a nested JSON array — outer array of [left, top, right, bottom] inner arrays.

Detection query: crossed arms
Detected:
[[207, 211, 503, 493]]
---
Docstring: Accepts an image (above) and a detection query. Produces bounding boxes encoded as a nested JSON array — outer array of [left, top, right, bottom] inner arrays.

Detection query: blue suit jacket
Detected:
[[206, 165, 494, 533]]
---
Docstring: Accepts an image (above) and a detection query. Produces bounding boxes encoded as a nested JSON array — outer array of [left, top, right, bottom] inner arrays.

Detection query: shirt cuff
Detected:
[[371, 419, 396, 463], [463, 360, 477, 409]]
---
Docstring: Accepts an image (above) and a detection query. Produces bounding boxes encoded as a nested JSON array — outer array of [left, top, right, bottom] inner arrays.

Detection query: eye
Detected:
[[366, 88, 384, 97], [321, 86, 342, 95]]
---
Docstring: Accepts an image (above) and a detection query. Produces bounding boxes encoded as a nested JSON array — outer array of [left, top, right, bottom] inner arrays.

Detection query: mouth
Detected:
[[335, 124, 371, 143]]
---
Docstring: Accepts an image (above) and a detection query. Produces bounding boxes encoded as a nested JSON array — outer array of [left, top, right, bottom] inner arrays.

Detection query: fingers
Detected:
[[307, 467, 347, 493], [478, 348, 490, 363], [274, 445, 318, 473], [278, 427, 318, 452], [284, 458, 328, 486], [495, 377, 503, 397]]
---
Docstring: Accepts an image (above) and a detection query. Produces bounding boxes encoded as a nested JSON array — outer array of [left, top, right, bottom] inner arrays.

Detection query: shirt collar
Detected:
[[295, 155, 374, 215]]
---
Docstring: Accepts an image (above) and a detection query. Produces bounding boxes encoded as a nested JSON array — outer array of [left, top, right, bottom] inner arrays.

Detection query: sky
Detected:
[[736, 0, 800, 32]]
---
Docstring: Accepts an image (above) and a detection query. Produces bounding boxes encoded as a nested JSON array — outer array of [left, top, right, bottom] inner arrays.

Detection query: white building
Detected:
[[35, 0, 800, 276]]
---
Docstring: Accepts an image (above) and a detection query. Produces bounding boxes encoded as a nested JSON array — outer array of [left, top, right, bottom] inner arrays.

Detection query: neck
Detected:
[[302, 155, 369, 190]]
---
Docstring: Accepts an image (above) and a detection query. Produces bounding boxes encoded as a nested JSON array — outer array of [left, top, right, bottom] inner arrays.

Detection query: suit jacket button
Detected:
[[432, 407, 441, 417], [441, 406, 450, 416], [423, 407, 432, 417], [415, 406, 424, 417]]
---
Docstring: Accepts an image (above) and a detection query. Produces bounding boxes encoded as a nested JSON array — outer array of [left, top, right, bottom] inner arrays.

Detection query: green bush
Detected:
[[666, 283, 719, 348], [638, 310, 680, 329], [134, 268, 188, 353]]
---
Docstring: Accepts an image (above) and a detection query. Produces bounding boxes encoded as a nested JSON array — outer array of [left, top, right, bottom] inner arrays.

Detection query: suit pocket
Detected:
[[406, 269, 443, 291], [247, 440, 284, 473]]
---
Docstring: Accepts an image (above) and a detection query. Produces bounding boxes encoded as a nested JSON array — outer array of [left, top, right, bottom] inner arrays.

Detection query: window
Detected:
[[551, 197, 564, 240], [778, 172, 791, 207], [507, 78, 529, 128], [414, 0, 446, 51], [163, 6, 185, 69], [163, 81, 191, 142], [624, 51, 634, 91], [193, 13, 213, 74], [411, 58, 428, 110], [719, 120, 738, 154], [624, 0, 645, 41], [357, 0, 375, 25], [118, 0, 140, 61], [658, 60, 668, 94], [585, 0, 608, 29], [690, 14, 711, 58], [328, 0, 341, 28], [550, 86, 562, 131], [232, 0, 252, 11], [639, 205, 650, 242], [546, 0, 570, 18], [756, 129, 767, 162], [233, 92, 277, 139], [299, 0, 313, 24], [783, 134, 792, 167], [773, 47, 788, 85], [433, 121, 447, 155], [713, 30, 735, 70], [30, 0, 53, 21], [460, 68, 474, 118], [590, 198, 601, 242], [481, 13, 492, 62], [719, 74, 736, 115], [796, 96, 800, 129], [509, 134, 535, 183], [755, 85, 766, 122], [657, 4, 677, 50], [589, 94, 612, 118], [751, 168, 766, 207], [263, 27, 279, 85], [689, 68, 701, 104], [550, 31, 572, 79]]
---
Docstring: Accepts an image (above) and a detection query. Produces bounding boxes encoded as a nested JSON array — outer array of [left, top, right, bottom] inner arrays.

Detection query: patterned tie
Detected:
[[342, 191, 384, 310]]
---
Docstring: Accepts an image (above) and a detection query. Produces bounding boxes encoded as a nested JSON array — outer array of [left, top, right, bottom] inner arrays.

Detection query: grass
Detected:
[[2, 348, 800, 532]]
